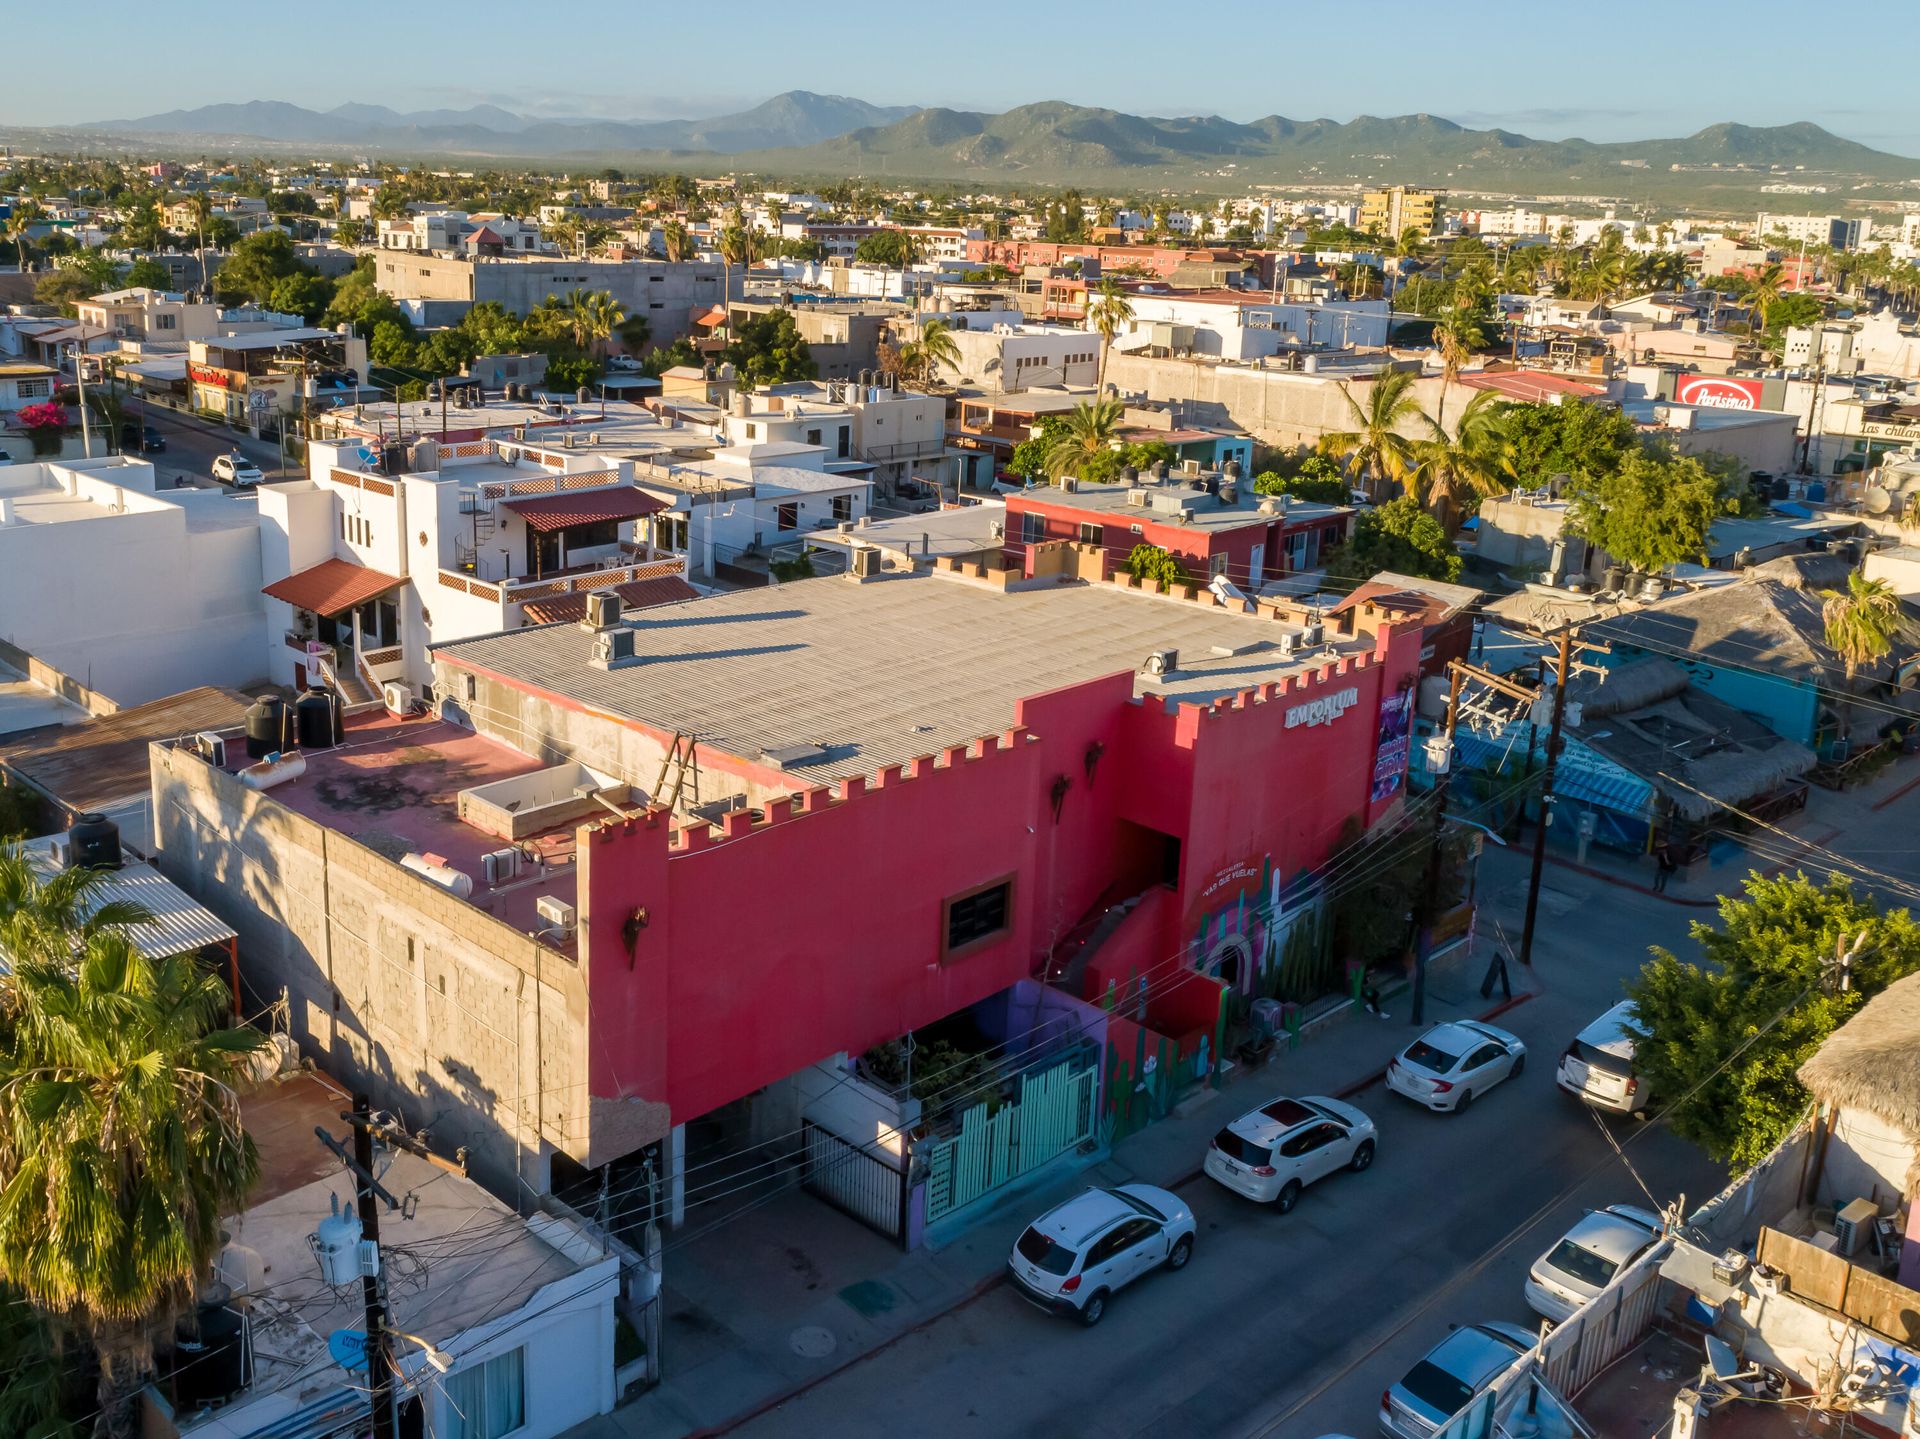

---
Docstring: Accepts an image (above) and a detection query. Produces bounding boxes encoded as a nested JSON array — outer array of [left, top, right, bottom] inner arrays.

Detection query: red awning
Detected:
[[262, 557, 403, 617], [520, 574, 700, 625], [501, 487, 666, 533]]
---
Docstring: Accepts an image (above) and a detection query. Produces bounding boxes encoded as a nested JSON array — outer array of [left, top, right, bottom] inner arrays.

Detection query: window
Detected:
[[831, 494, 853, 523], [943, 875, 1012, 959], [837, 427, 850, 459], [776, 502, 798, 531], [155, 313, 176, 331], [1020, 512, 1044, 544], [806, 428, 822, 447], [1211, 1128, 1271, 1167], [1078, 522, 1101, 545], [1209, 554, 1229, 579], [1016, 1226, 1077, 1276], [442, 1348, 524, 1439], [14, 379, 49, 399]]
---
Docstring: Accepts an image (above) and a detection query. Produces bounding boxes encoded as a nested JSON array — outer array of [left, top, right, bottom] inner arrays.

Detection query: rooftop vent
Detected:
[[760, 743, 829, 770]]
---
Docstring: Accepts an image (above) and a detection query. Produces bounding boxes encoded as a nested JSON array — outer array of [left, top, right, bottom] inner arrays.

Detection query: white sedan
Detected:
[[212, 452, 265, 487], [1386, 1020, 1527, 1113], [1524, 1204, 1663, 1322], [1204, 1094, 1377, 1213]]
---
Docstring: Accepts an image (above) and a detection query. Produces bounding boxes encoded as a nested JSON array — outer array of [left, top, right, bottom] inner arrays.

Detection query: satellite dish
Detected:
[[327, 1329, 370, 1372]]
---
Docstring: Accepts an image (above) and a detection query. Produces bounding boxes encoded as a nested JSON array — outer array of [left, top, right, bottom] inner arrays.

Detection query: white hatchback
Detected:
[[1524, 1204, 1663, 1322], [1007, 1184, 1196, 1327], [1204, 1094, 1377, 1213], [1557, 1000, 1650, 1115], [1386, 1021, 1526, 1113]]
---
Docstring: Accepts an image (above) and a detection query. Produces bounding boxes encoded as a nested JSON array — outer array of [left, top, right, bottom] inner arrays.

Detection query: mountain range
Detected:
[[27, 95, 1920, 200], [84, 91, 919, 154]]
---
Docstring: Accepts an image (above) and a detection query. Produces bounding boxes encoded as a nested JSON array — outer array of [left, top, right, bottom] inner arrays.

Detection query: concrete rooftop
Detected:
[[436, 567, 1367, 785]]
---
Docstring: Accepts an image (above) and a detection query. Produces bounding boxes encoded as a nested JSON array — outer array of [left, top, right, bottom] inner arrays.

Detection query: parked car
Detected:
[[212, 452, 264, 487], [1524, 1204, 1663, 1323], [1379, 1322, 1534, 1438], [1557, 1000, 1650, 1115], [606, 355, 643, 372], [1386, 1021, 1526, 1113], [120, 421, 165, 453], [1007, 1184, 1195, 1327], [1204, 1094, 1376, 1213]]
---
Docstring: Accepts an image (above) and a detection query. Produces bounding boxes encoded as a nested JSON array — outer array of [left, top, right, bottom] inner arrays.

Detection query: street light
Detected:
[[388, 1330, 454, 1374]]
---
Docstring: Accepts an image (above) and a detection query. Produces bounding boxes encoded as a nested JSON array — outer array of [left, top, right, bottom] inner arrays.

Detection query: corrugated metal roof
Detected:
[[15, 836, 237, 959], [0, 685, 252, 812], [1452, 725, 1654, 817]]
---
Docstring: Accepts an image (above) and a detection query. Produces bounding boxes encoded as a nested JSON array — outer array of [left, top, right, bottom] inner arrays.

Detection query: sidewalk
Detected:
[[572, 944, 1540, 1439]]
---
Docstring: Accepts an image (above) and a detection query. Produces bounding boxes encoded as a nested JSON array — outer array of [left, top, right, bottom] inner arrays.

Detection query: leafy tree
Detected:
[[1566, 448, 1729, 574], [1821, 572, 1917, 680], [122, 258, 172, 291], [854, 229, 917, 267], [368, 319, 416, 368], [214, 230, 307, 305], [1126, 543, 1189, 588], [1323, 494, 1461, 585], [118, 200, 166, 252], [542, 353, 603, 392], [1499, 400, 1641, 487], [4, 201, 43, 271], [264, 272, 334, 323], [640, 335, 700, 378], [722, 309, 816, 387], [1628, 871, 1920, 1172], [0, 933, 268, 1435], [203, 215, 240, 249], [1409, 389, 1515, 532], [1010, 415, 1069, 482], [456, 300, 527, 355], [333, 216, 368, 245], [36, 257, 121, 315], [1254, 454, 1346, 505]]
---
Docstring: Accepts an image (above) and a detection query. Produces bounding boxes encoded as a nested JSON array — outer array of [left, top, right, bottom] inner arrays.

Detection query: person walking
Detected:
[[1652, 841, 1679, 894]]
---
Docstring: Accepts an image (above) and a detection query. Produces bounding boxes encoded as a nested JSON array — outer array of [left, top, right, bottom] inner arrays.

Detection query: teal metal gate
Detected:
[[922, 1059, 1096, 1224]]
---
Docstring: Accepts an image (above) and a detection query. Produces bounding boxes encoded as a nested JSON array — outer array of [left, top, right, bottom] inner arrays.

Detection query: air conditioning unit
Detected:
[[584, 589, 623, 630], [193, 731, 228, 767], [536, 895, 577, 940], [482, 848, 521, 887], [591, 629, 636, 667], [1278, 631, 1299, 657], [1303, 620, 1325, 646], [1143, 648, 1179, 677], [1834, 1198, 1878, 1257], [382, 682, 415, 717]]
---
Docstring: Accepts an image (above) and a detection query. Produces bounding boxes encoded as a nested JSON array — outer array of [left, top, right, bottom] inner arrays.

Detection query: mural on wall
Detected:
[[1188, 856, 1333, 1003], [1370, 682, 1415, 803]]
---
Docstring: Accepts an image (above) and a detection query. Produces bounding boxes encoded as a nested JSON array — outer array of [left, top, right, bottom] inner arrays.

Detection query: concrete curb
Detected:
[[1545, 855, 1718, 908]]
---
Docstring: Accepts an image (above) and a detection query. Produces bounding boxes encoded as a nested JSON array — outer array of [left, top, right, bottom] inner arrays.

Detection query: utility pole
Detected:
[[350, 1094, 398, 1439], [1412, 664, 1465, 1025], [1518, 626, 1575, 968], [71, 346, 94, 458]]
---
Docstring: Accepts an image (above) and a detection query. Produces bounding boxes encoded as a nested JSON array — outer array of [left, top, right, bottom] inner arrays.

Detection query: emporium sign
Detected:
[[1285, 685, 1360, 729], [1674, 375, 1765, 410]]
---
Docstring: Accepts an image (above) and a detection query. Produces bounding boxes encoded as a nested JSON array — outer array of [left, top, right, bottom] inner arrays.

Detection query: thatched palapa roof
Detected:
[[1570, 656, 1690, 720], [1799, 971, 1920, 1142]]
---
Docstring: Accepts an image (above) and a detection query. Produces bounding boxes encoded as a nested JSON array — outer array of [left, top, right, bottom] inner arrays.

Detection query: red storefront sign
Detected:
[[1674, 375, 1764, 410], [188, 363, 232, 388]]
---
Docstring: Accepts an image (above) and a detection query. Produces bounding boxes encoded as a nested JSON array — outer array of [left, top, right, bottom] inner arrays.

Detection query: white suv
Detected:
[[1557, 1001, 1650, 1115], [212, 452, 265, 487], [1204, 1094, 1377, 1213], [1007, 1184, 1195, 1327]]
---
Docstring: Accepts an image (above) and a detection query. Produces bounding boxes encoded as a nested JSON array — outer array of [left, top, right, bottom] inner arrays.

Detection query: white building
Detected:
[[258, 423, 698, 702], [144, 1072, 622, 1439], [941, 322, 1101, 393], [0, 457, 267, 706], [1111, 291, 1392, 360], [1756, 212, 1862, 250], [75, 288, 222, 348]]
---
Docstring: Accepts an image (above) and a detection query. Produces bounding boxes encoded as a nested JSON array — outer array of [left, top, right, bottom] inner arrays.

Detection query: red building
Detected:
[[966, 239, 1281, 287], [1004, 470, 1353, 591]]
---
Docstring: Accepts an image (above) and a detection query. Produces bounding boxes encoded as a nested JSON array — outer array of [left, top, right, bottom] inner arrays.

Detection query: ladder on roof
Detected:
[[652, 732, 701, 815]]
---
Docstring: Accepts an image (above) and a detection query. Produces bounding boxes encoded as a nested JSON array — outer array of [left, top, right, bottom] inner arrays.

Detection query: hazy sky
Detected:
[[11, 0, 1920, 155]]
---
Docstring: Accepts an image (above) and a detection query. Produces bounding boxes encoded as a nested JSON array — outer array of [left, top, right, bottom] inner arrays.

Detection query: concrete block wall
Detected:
[[148, 742, 612, 1200]]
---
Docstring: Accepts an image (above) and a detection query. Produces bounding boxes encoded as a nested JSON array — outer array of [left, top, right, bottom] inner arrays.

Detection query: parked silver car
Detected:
[[1386, 1021, 1526, 1113], [1380, 1322, 1534, 1437], [1524, 1204, 1663, 1322]]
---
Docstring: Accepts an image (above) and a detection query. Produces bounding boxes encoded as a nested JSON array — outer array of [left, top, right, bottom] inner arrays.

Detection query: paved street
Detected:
[[713, 852, 1723, 1439], [107, 400, 293, 492]]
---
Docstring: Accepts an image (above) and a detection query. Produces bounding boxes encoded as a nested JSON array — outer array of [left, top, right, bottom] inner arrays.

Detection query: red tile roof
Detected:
[[520, 574, 700, 625], [1459, 371, 1606, 403], [262, 557, 404, 617], [502, 487, 666, 533]]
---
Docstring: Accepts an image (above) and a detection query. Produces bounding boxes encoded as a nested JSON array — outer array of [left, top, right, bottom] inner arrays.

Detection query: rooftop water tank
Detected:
[[66, 812, 121, 871], [244, 695, 290, 759], [293, 687, 342, 750]]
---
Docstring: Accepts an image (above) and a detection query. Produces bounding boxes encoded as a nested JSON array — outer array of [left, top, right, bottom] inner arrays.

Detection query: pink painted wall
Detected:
[[574, 613, 1422, 1128]]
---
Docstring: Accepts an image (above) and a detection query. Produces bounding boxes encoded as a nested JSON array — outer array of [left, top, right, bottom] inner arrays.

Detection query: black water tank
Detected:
[[244, 695, 290, 758], [66, 813, 120, 870], [293, 687, 341, 750], [172, 1301, 251, 1412]]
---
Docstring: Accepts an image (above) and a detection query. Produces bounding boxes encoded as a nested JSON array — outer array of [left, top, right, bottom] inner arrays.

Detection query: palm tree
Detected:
[[0, 842, 152, 973], [1429, 304, 1488, 431], [1043, 396, 1126, 483], [1901, 490, 1920, 534], [660, 220, 692, 262], [5, 201, 44, 272], [1086, 279, 1135, 393], [1749, 262, 1786, 335], [0, 932, 268, 1436], [1409, 390, 1514, 533], [718, 217, 753, 306], [1821, 572, 1917, 680], [1320, 370, 1423, 501], [910, 317, 961, 390]]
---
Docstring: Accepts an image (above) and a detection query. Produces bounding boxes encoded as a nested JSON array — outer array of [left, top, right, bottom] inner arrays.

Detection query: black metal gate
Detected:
[[800, 1121, 910, 1245]]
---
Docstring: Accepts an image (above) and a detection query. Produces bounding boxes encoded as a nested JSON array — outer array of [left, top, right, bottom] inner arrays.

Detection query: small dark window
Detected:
[[806, 428, 822, 447], [944, 877, 1012, 958], [837, 427, 850, 459], [776, 502, 799, 531], [832, 494, 853, 522], [1078, 522, 1101, 545]]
